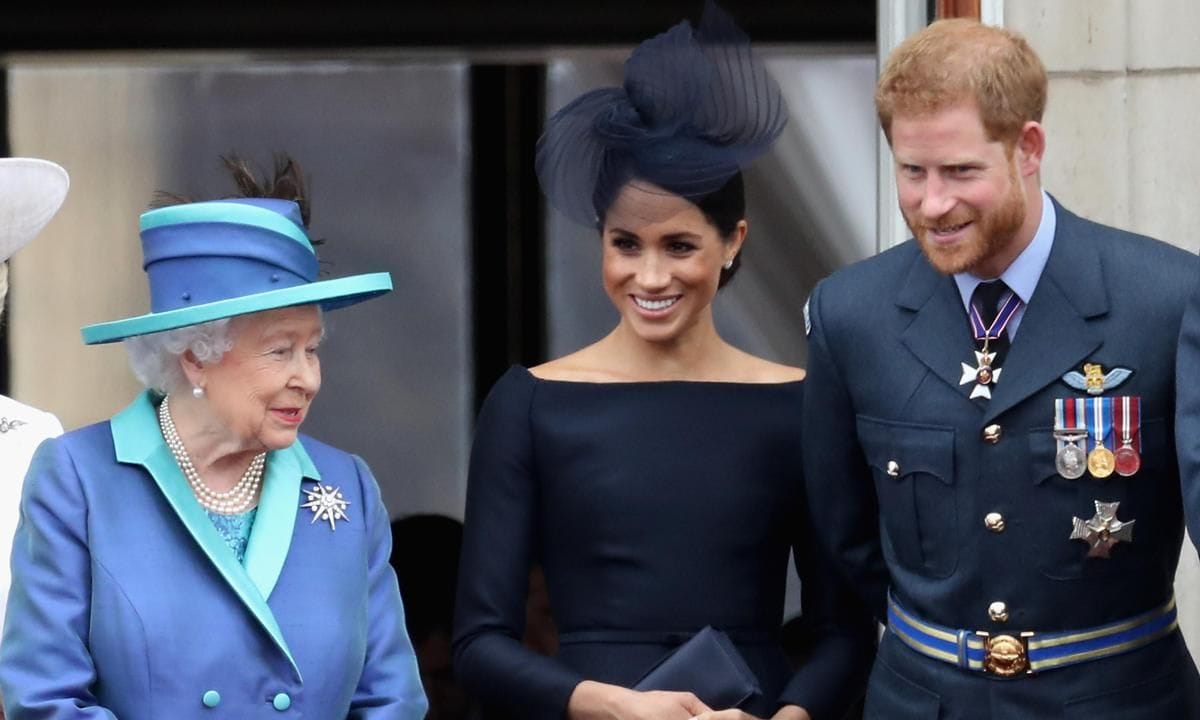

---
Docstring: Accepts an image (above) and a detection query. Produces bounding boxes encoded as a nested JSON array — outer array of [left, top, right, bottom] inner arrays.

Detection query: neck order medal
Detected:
[[960, 350, 1001, 400], [960, 287, 1022, 401]]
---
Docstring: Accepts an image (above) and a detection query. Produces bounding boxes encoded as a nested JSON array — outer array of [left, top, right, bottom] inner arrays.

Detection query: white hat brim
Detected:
[[0, 158, 70, 263]]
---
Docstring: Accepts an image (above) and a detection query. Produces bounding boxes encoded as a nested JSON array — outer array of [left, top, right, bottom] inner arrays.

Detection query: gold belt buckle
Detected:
[[976, 631, 1035, 677]]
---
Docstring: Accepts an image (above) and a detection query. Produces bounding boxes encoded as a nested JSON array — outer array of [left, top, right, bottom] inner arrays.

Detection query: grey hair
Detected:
[[123, 318, 236, 394]]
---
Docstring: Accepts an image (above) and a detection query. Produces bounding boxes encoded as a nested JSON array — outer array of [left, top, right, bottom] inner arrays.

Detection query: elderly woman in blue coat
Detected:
[[0, 160, 428, 719]]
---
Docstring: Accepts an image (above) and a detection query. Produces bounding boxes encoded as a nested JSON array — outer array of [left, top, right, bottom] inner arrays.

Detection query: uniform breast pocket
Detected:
[[857, 415, 958, 578], [1027, 417, 1166, 580]]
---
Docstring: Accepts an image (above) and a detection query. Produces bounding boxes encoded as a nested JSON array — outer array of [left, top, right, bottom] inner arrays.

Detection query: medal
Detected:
[[1070, 500, 1135, 559], [960, 350, 1001, 400], [1087, 446, 1115, 479], [1053, 398, 1088, 479], [1057, 442, 1088, 479], [1113, 395, 1141, 477], [961, 289, 1022, 400], [1085, 397, 1114, 479], [1114, 445, 1140, 476]]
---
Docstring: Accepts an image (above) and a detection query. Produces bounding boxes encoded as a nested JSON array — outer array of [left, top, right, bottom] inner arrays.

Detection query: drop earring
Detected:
[[192, 386, 205, 399], [723, 259, 734, 270]]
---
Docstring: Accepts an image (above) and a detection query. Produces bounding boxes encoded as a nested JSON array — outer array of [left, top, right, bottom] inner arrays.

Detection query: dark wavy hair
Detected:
[[597, 171, 746, 289], [695, 172, 745, 289]]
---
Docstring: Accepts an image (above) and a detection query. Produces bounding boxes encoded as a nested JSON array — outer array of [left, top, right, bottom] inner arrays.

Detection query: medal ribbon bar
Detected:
[[1112, 395, 1142, 477]]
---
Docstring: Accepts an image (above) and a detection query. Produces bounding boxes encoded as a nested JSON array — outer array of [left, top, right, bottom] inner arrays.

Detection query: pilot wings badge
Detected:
[[1062, 363, 1132, 396]]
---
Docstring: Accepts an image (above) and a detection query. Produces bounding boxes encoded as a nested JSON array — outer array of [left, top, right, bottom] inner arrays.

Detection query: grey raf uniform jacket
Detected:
[[803, 197, 1200, 719]]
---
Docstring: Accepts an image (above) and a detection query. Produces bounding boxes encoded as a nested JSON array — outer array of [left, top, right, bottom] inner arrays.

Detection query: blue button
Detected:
[[202, 690, 221, 708], [273, 692, 291, 711]]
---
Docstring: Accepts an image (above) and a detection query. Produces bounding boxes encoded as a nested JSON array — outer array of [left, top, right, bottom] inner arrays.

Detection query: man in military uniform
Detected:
[[802, 19, 1200, 718]]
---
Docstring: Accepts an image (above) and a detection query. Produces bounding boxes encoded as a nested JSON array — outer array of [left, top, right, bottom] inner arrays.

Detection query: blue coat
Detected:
[[0, 392, 428, 720], [803, 199, 1200, 718]]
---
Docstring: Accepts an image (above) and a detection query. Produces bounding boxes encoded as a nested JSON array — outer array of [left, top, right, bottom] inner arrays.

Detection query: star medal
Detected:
[[1113, 395, 1141, 477], [1053, 398, 1088, 480], [960, 350, 1001, 400], [301, 480, 351, 531], [1070, 500, 1134, 559], [1085, 397, 1114, 479], [962, 288, 1022, 400]]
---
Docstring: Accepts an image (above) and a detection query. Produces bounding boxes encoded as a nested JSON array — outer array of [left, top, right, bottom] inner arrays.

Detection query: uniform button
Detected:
[[982, 424, 1002, 444], [984, 512, 1006, 533], [273, 693, 292, 711], [989, 601, 1009, 623], [886, 460, 901, 477], [202, 690, 221, 708]]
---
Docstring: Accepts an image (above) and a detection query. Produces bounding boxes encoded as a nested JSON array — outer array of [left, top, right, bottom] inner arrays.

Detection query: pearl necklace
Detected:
[[158, 396, 266, 515]]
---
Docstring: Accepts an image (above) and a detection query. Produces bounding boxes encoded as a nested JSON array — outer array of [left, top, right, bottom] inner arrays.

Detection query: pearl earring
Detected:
[[723, 259, 734, 270], [192, 386, 205, 399]]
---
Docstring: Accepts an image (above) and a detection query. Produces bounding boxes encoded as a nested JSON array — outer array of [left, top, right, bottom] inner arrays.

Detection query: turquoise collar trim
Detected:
[[81, 272, 391, 345], [111, 391, 314, 680], [244, 434, 320, 602]]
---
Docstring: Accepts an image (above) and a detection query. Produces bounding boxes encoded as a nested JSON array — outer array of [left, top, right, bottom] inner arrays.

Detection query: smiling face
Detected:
[[195, 305, 324, 451], [601, 181, 744, 345], [891, 102, 1042, 278]]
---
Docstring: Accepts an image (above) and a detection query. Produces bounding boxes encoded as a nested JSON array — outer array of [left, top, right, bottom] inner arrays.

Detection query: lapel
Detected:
[[244, 439, 318, 603], [111, 392, 318, 679], [894, 199, 1107, 421], [897, 250, 981, 405], [983, 201, 1106, 422]]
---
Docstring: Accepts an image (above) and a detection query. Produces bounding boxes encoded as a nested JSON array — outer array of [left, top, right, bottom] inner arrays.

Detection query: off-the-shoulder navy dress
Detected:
[[453, 367, 874, 719]]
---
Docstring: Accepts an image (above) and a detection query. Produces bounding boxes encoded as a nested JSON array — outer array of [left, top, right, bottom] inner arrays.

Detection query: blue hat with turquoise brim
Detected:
[[81, 198, 391, 344]]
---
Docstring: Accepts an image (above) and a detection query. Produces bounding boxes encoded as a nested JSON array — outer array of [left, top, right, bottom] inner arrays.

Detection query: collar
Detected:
[[111, 390, 320, 680], [112, 390, 320, 481], [954, 188, 1056, 310]]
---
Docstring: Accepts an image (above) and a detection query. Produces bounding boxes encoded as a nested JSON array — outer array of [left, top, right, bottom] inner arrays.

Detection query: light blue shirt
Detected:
[[953, 189, 1056, 339]]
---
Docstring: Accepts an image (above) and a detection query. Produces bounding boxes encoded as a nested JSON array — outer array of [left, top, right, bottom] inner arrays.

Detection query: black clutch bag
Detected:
[[633, 626, 762, 710]]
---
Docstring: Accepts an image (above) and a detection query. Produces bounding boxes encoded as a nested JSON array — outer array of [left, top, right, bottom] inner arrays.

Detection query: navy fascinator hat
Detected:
[[535, 1, 788, 227]]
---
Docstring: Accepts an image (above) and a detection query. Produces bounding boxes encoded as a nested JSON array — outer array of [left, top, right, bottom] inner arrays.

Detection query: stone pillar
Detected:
[[1007, 0, 1200, 652]]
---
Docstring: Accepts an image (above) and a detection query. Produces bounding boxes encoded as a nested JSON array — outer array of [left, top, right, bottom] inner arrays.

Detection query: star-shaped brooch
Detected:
[[960, 350, 1002, 400], [1070, 500, 1134, 559], [301, 480, 351, 531]]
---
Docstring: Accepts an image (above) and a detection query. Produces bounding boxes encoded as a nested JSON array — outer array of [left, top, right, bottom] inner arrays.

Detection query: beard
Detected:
[[906, 166, 1028, 276]]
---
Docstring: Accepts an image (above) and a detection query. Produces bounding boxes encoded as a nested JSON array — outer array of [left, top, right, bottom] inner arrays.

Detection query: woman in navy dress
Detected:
[[453, 6, 876, 720]]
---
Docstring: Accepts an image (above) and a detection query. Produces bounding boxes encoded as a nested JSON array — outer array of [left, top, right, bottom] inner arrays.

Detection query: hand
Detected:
[[567, 680, 712, 720], [689, 705, 812, 720]]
